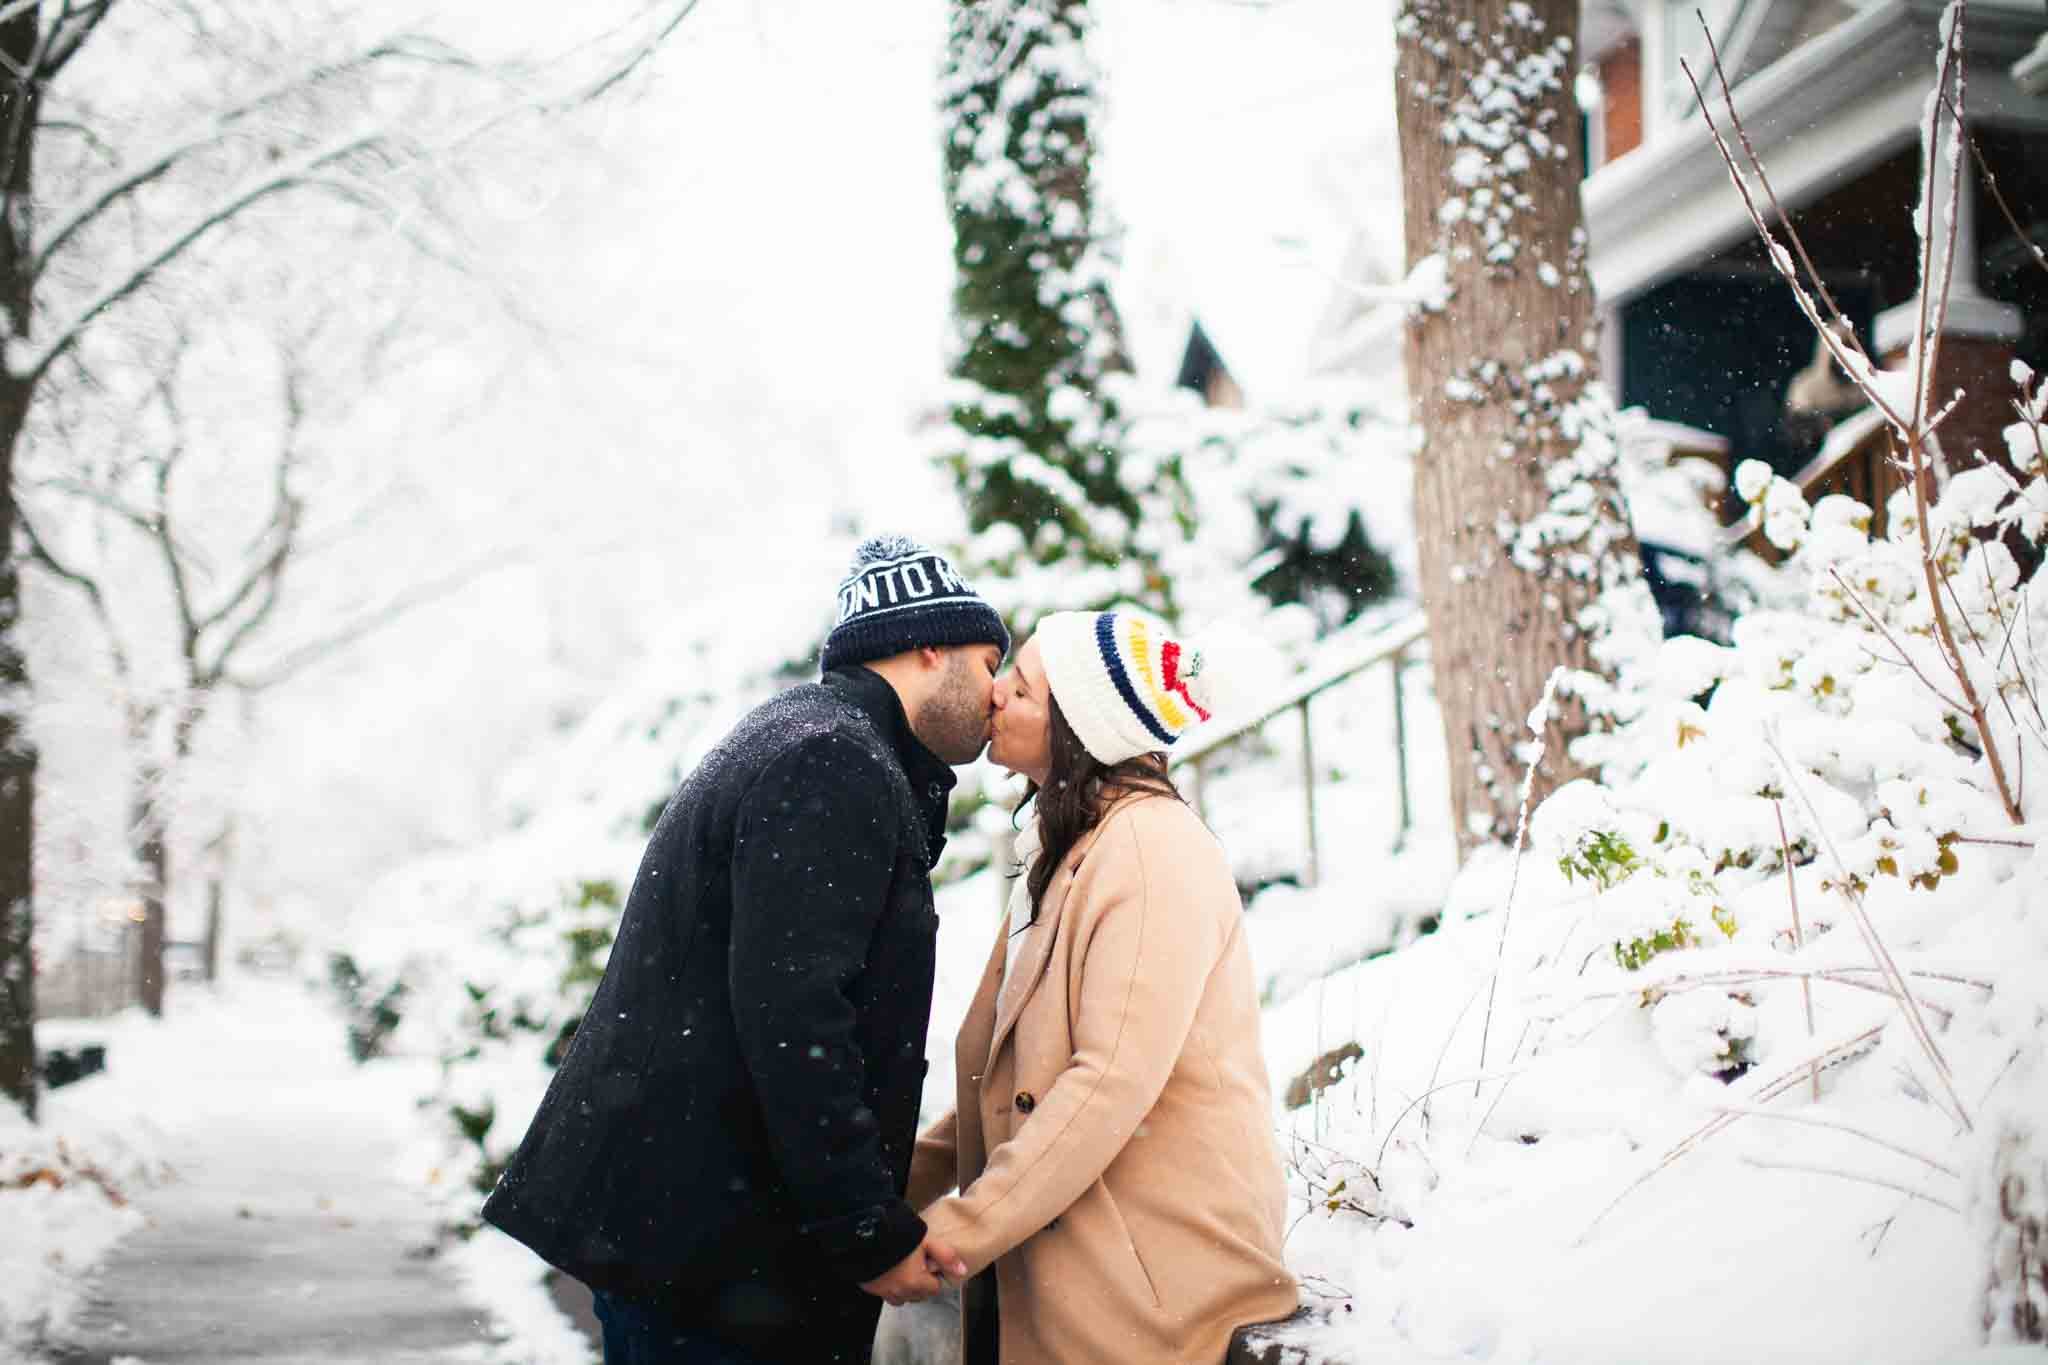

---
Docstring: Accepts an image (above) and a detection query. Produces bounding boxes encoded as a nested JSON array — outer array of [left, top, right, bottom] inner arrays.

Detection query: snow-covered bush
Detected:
[[0, 1095, 161, 1355], [1264, 363, 2048, 1360]]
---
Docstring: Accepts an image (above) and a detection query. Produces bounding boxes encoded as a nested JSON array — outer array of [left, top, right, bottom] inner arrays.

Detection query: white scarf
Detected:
[[1002, 815, 1045, 985]]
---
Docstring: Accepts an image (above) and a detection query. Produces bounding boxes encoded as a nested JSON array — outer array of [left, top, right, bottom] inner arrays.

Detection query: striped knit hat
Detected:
[[1034, 611, 1222, 765]]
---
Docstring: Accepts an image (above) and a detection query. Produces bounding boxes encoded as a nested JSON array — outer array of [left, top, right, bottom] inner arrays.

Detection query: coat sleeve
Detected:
[[920, 810, 1223, 1275], [728, 732, 926, 1284], [906, 1108, 960, 1211]]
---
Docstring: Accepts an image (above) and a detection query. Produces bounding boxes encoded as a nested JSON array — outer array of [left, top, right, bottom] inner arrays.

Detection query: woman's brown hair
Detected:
[[1017, 691, 1183, 918]]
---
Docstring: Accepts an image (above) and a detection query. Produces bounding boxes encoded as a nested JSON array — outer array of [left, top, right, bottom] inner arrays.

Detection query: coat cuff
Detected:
[[804, 1198, 928, 1284]]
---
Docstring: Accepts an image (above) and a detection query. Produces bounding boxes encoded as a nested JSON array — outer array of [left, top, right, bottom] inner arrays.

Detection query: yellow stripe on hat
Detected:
[[1123, 615, 1191, 734]]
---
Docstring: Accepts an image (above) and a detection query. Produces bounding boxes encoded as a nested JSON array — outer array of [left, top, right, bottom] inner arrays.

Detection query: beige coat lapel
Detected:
[[984, 816, 1107, 1074]]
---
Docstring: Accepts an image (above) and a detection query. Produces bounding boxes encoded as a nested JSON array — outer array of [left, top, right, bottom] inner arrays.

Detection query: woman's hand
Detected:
[[859, 1233, 969, 1305]]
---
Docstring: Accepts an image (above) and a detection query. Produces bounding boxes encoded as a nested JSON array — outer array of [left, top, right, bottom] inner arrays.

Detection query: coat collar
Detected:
[[824, 665, 957, 867]]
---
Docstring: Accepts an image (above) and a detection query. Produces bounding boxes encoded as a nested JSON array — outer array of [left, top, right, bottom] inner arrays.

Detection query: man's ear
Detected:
[[918, 646, 947, 671]]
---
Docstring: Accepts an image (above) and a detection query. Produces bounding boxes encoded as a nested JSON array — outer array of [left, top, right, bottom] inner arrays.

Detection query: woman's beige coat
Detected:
[[909, 793, 1297, 1364]]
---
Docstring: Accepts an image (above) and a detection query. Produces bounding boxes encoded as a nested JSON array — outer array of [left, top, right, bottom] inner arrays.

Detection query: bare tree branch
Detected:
[[15, 125, 407, 384], [568, 0, 703, 108], [16, 501, 129, 678], [142, 360, 201, 666], [32, 33, 477, 281], [224, 546, 531, 692], [195, 359, 305, 680], [41, 0, 114, 76], [36, 116, 118, 167], [26, 470, 157, 535], [438, 0, 703, 154]]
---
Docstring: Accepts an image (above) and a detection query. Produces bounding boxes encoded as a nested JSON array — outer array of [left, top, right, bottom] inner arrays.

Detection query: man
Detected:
[[483, 535, 1004, 1364]]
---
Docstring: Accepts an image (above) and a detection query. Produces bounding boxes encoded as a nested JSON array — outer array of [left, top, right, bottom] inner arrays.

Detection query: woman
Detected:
[[907, 610, 1298, 1363]]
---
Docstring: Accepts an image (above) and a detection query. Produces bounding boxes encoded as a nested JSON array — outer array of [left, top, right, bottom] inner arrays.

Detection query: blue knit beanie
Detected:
[[820, 535, 1010, 674]]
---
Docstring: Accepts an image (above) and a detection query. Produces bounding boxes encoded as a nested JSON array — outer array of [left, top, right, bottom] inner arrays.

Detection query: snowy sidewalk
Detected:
[[31, 977, 503, 1365]]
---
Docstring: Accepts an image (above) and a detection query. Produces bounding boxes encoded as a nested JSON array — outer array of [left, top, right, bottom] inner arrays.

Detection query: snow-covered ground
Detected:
[[1, 977, 593, 1365]]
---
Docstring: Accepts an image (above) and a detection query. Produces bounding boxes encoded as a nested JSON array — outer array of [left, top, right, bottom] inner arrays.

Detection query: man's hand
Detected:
[[859, 1234, 969, 1306]]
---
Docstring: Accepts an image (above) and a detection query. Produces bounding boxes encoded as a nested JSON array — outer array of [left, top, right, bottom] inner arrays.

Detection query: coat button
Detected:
[[1014, 1091, 1035, 1114]]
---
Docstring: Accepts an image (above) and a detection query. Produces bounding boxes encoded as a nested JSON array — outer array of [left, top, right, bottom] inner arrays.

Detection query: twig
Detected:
[[1577, 1025, 1887, 1245], [1678, 55, 1906, 436], [1477, 667, 1566, 1096], [17, 506, 131, 680], [1765, 733, 1973, 1132], [1536, 965, 1972, 1027], [19, 128, 407, 386], [1696, 14, 1864, 357], [1741, 1155, 1962, 1213], [562, 0, 702, 107], [1909, 2, 1966, 436], [1421, 975, 1485, 1135], [1826, 568, 1967, 713], [1939, 100, 2046, 280], [1775, 800, 1820, 1101], [1377, 1066, 1520, 1169], [1714, 1107, 1959, 1177]]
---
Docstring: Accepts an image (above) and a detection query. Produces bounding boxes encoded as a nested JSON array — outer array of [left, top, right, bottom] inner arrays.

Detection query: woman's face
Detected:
[[989, 636, 1054, 785]]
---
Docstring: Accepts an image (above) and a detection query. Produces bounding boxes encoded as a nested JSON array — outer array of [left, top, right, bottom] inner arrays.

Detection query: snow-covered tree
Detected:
[[0, 0, 696, 1113], [937, 0, 1188, 621], [1393, 0, 1652, 853]]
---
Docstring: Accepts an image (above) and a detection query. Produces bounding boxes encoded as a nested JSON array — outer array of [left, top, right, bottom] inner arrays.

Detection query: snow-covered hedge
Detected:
[[1265, 367, 2048, 1359]]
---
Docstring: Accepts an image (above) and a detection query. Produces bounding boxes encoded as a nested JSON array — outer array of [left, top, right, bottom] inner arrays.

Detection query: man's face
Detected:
[[915, 644, 1002, 765]]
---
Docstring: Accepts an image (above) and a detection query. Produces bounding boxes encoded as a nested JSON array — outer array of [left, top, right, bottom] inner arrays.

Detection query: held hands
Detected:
[[859, 1233, 969, 1306]]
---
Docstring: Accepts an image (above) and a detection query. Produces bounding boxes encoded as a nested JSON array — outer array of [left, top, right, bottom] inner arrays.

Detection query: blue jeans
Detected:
[[592, 1291, 765, 1365]]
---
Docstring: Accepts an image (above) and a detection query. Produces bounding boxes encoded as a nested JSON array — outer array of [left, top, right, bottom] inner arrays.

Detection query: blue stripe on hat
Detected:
[[1094, 613, 1176, 749]]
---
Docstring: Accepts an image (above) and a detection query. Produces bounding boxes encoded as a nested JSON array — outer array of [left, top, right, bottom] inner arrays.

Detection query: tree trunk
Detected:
[[132, 759, 168, 1016], [203, 875, 222, 983], [1394, 0, 1642, 853], [128, 704, 169, 1016], [0, 375, 35, 1115], [201, 818, 231, 985], [0, 3, 41, 1120]]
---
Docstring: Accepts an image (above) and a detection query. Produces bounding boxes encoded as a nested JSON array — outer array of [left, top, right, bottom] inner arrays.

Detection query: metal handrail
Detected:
[[1171, 611, 1428, 886]]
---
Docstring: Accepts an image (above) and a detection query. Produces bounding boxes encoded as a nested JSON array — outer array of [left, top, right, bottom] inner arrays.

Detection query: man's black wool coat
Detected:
[[482, 665, 955, 1360]]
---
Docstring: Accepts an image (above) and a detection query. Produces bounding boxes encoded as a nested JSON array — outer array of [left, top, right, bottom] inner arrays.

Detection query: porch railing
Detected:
[[1170, 612, 1428, 888]]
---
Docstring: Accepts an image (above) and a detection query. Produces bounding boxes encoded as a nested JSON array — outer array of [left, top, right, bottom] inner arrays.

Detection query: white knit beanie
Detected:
[[1034, 611, 1226, 765]]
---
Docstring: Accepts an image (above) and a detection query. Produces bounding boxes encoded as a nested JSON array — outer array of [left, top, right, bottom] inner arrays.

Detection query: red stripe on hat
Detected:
[[1160, 641, 1210, 722]]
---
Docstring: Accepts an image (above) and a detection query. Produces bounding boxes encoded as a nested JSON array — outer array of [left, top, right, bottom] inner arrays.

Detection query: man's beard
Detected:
[[916, 654, 990, 765]]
